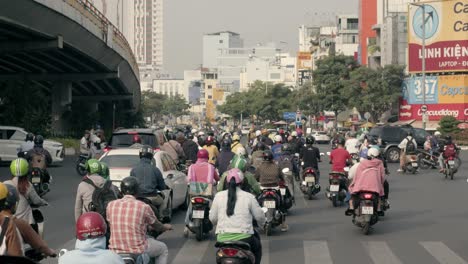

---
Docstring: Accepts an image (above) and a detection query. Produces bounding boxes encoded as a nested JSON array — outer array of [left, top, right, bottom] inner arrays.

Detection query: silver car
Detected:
[[0, 126, 64, 164]]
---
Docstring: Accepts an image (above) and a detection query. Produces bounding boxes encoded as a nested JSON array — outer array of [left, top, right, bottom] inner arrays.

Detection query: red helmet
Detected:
[[205, 136, 214, 145], [133, 134, 142, 144], [197, 149, 209, 160], [76, 212, 107, 240]]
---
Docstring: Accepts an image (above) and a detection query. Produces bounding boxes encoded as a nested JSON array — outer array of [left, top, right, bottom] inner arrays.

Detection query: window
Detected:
[[208, 85, 212, 89], [219, 40, 223, 44], [352, 35, 356, 43], [208, 95, 213, 99], [6, 130, 16, 139]]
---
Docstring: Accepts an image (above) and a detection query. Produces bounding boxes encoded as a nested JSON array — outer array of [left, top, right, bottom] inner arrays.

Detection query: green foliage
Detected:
[[438, 116, 460, 134], [142, 91, 190, 120], [50, 137, 80, 150]]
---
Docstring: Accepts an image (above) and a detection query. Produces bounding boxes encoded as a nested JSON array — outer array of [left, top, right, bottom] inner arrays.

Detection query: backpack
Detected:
[[444, 144, 456, 158], [405, 138, 416, 154], [30, 151, 46, 170], [83, 179, 117, 218]]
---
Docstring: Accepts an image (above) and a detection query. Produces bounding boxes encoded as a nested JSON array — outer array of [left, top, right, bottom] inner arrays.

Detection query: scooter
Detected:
[[443, 156, 458, 180], [417, 150, 439, 169], [292, 153, 301, 181], [215, 241, 255, 264], [326, 169, 348, 207], [76, 154, 89, 176], [257, 187, 284, 236], [30, 167, 50, 197], [300, 167, 321, 200], [184, 196, 213, 241], [403, 155, 418, 174], [351, 192, 379, 235]]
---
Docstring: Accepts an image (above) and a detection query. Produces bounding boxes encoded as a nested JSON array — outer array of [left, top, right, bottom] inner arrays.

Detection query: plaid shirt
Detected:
[[106, 195, 157, 254]]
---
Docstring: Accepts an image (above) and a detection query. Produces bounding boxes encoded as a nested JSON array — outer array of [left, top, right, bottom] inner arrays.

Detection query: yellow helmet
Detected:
[[0, 182, 8, 201]]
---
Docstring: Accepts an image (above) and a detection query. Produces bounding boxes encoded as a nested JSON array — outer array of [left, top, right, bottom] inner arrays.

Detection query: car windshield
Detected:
[[109, 133, 157, 148], [100, 154, 140, 168]]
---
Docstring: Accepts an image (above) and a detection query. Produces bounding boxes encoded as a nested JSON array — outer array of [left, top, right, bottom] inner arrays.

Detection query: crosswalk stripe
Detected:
[[420, 241, 468, 264], [363, 241, 403, 264], [303, 240, 333, 264], [171, 239, 211, 264], [261, 239, 270, 264]]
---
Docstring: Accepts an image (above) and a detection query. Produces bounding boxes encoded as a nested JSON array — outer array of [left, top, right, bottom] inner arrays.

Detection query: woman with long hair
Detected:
[[209, 168, 265, 264]]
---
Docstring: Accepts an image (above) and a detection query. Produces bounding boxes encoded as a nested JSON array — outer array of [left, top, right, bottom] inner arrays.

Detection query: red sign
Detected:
[[399, 98, 467, 121], [408, 40, 468, 73]]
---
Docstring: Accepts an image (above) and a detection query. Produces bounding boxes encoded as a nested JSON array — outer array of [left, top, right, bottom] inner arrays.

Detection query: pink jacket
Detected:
[[187, 159, 219, 184], [349, 159, 385, 196]]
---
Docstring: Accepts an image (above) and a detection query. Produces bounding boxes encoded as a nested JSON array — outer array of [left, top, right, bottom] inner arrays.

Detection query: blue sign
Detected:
[[283, 112, 296, 120], [402, 76, 438, 104], [412, 4, 439, 40]]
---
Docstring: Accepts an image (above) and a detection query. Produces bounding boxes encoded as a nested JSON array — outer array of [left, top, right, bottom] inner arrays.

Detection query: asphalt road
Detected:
[[1, 146, 467, 264]]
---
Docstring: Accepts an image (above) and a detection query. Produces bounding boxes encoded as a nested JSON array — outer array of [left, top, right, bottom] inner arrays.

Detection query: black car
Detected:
[[106, 128, 166, 151], [368, 125, 430, 163]]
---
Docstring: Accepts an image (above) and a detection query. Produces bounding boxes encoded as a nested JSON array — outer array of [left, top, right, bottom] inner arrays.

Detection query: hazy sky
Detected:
[[164, 0, 358, 77]]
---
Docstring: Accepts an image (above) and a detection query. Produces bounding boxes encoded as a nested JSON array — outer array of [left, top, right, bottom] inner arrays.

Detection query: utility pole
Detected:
[[421, 4, 427, 130]]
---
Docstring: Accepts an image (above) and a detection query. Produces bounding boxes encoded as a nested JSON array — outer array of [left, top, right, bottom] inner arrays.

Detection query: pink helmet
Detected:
[[197, 149, 209, 160], [227, 168, 244, 184], [76, 212, 107, 240]]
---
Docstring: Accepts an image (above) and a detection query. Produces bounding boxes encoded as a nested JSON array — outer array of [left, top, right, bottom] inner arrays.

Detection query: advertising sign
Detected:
[[402, 74, 468, 104], [408, 1, 468, 73], [283, 112, 296, 120], [297, 52, 312, 70], [399, 98, 467, 121]]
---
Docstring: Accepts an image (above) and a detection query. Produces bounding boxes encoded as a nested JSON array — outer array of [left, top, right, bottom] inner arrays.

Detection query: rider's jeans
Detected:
[[145, 237, 168, 264]]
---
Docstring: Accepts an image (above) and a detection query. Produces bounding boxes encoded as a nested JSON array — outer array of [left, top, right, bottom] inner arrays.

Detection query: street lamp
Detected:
[[410, 2, 427, 130]]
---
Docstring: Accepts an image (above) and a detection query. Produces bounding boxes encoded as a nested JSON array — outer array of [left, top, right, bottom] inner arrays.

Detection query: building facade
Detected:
[[358, 0, 378, 65], [152, 79, 185, 97], [335, 15, 359, 56], [202, 32, 244, 69]]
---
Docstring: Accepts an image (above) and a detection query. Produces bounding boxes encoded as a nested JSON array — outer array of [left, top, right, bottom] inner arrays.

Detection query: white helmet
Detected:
[[235, 147, 246, 156], [434, 131, 441, 136], [274, 135, 282, 142], [291, 131, 298, 137], [198, 131, 205, 136], [191, 129, 198, 134], [255, 130, 261, 137], [367, 148, 380, 158]]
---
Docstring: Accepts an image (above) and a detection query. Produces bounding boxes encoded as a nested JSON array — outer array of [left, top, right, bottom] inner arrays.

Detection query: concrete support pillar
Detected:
[[51, 81, 72, 135]]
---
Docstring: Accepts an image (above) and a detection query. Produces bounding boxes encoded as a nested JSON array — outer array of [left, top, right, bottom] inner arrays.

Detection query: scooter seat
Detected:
[[215, 241, 251, 251]]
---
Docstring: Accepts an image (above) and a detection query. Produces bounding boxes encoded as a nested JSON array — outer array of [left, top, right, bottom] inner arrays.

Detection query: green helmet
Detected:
[[10, 158, 29, 177], [100, 162, 110, 179], [231, 155, 247, 172], [86, 159, 102, 175]]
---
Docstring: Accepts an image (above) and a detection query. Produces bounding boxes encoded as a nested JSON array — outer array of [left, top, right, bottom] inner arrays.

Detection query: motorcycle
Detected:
[[403, 155, 419, 174], [292, 153, 301, 181], [300, 167, 321, 200], [443, 156, 458, 180], [417, 150, 439, 169], [25, 207, 47, 261], [184, 196, 213, 241], [30, 167, 50, 197], [326, 170, 348, 207], [76, 154, 89, 176], [215, 241, 255, 264], [351, 192, 379, 235], [257, 187, 284, 236]]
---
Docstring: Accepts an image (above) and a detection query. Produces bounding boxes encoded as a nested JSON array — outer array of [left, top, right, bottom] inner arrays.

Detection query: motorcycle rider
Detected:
[[346, 148, 385, 216], [231, 134, 244, 154], [0, 182, 23, 256], [271, 135, 283, 160], [276, 143, 296, 201], [217, 156, 261, 196], [216, 140, 235, 176], [18, 133, 35, 155], [181, 133, 199, 164], [397, 131, 418, 173], [75, 159, 118, 222], [289, 131, 303, 154], [438, 135, 460, 173], [185, 149, 219, 231], [4, 159, 48, 229], [203, 136, 219, 165], [25, 135, 52, 185], [161, 133, 185, 165], [300, 136, 322, 183], [1, 184, 56, 258], [251, 130, 262, 148], [59, 212, 123, 264], [345, 132, 360, 156], [107, 177, 172, 264], [254, 150, 288, 232], [330, 137, 352, 173], [130, 146, 166, 218], [251, 142, 266, 168], [80, 130, 91, 157], [209, 168, 266, 264]]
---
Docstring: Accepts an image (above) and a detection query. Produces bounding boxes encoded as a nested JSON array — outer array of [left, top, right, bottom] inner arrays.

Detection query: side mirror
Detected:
[[59, 249, 68, 257], [282, 168, 290, 174]]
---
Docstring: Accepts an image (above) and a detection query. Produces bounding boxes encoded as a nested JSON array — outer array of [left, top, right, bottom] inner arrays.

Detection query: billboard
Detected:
[[402, 74, 468, 104], [297, 52, 312, 70], [399, 98, 467, 121], [408, 1, 468, 73]]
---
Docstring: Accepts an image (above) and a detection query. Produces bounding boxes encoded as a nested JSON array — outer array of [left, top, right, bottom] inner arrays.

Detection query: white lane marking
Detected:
[[171, 239, 211, 264], [363, 241, 403, 264], [304, 240, 333, 264], [420, 241, 468, 264], [261, 239, 270, 264]]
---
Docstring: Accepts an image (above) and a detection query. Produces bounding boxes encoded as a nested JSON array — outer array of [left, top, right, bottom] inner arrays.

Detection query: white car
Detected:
[[99, 148, 188, 222], [0, 126, 64, 164], [311, 131, 331, 144]]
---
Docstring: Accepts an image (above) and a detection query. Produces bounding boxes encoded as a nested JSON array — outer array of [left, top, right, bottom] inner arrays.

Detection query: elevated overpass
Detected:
[[0, 0, 140, 133]]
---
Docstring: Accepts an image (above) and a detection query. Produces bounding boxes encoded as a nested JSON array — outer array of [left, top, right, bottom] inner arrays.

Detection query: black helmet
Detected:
[[445, 135, 452, 141], [221, 139, 231, 150], [407, 131, 413, 137], [187, 133, 194, 140], [256, 142, 266, 151], [338, 137, 346, 146], [262, 150, 273, 161], [306, 136, 315, 145], [34, 135, 44, 147], [120, 177, 139, 196], [168, 132, 176, 141], [139, 145, 154, 159], [368, 137, 378, 146], [281, 143, 291, 152], [25, 133, 34, 142]]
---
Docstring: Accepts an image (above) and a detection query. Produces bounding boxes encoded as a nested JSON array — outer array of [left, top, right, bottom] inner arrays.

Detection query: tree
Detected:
[[141, 91, 190, 124], [313, 55, 358, 126], [438, 116, 460, 134]]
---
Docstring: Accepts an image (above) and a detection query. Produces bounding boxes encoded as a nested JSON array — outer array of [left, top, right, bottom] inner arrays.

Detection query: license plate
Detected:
[[192, 210, 204, 219], [263, 200, 276, 209], [280, 188, 286, 196], [330, 185, 339, 192], [412, 162, 418, 167], [448, 160, 455, 165], [31, 177, 41, 184], [305, 176, 315, 183], [362, 206, 373, 215]]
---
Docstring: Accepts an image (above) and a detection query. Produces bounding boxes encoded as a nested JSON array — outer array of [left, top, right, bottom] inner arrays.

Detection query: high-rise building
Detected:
[[358, 0, 378, 65], [335, 15, 359, 56], [203, 32, 244, 69]]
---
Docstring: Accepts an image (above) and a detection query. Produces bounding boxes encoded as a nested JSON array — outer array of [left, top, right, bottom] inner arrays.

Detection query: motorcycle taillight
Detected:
[[103, 146, 112, 152], [191, 197, 205, 204], [363, 193, 373, 199], [265, 191, 276, 196], [221, 248, 239, 257]]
